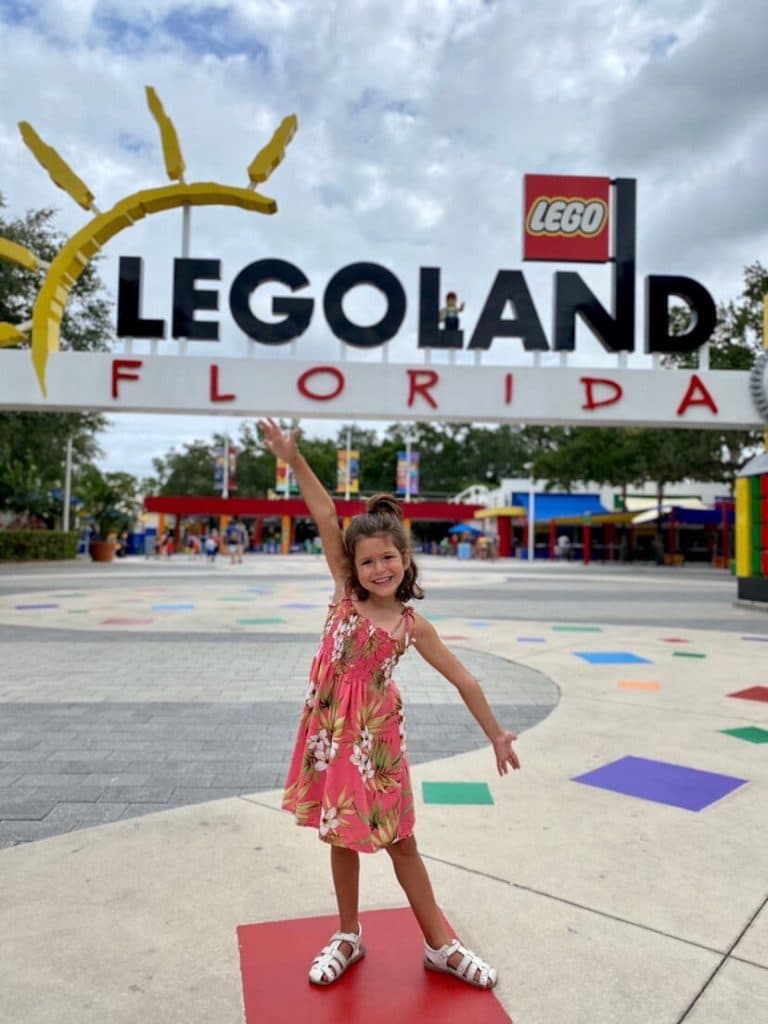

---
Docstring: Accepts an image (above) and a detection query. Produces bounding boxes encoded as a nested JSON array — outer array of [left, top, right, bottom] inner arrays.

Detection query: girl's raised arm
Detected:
[[258, 419, 347, 589]]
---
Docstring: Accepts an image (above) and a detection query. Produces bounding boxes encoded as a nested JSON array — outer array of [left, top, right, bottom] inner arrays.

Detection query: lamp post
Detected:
[[62, 435, 73, 532], [404, 431, 413, 502], [523, 462, 535, 563]]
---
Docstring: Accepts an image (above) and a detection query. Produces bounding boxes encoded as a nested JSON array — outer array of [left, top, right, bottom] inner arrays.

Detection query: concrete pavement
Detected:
[[0, 555, 766, 1023]]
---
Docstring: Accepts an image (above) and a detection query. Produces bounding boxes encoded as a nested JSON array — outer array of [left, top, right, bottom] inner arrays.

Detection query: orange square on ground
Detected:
[[618, 681, 661, 691], [237, 907, 512, 1023]]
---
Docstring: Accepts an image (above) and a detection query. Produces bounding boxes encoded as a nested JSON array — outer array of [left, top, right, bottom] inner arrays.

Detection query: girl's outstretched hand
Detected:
[[493, 730, 521, 776], [258, 418, 300, 463]]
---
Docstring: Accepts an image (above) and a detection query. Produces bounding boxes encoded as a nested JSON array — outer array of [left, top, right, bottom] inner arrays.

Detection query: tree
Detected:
[[0, 196, 112, 519], [664, 260, 768, 489]]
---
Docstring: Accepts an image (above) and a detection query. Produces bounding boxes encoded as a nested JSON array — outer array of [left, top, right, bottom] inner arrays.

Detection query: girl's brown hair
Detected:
[[343, 493, 424, 603]]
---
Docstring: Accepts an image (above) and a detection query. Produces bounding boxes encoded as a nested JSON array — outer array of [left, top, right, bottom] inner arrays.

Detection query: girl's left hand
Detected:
[[493, 730, 521, 776]]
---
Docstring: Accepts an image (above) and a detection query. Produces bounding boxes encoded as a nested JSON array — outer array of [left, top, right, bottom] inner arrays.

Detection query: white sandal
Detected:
[[424, 938, 498, 989], [308, 923, 365, 985]]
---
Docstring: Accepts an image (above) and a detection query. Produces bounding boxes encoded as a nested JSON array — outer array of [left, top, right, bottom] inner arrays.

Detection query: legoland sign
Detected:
[[0, 88, 766, 427]]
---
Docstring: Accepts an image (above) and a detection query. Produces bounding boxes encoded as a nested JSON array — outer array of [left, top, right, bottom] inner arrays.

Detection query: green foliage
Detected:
[[75, 466, 139, 538], [0, 196, 112, 517], [0, 530, 78, 561]]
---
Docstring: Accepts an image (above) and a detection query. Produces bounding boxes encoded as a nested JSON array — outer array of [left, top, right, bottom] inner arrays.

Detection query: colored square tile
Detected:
[[422, 781, 494, 805], [574, 652, 652, 665], [151, 603, 195, 611], [51, 593, 86, 598], [218, 597, 251, 602], [517, 637, 546, 643], [466, 621, 491, 627], [660, 638, 689, 644], [672, 651, 706, 659], [572, 755, 747, 811], [236, 617, 287, 625], [618, 681, 660, 691], [281, 603, 321, 609], [729, 686, 768, 703], [238, 908, 511, 1023], [720, 727, 768, 744], [741, 636, 768, 642], [552, 625, 603, 633], [14, 603, 59, 610]]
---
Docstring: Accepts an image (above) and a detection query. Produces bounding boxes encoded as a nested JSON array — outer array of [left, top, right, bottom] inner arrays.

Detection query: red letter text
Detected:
[[297, 366, 345, 401], [407, 369, 439, 409], [676, 373, 718, 417], [111, 358, 143, 399], [210, 364, 236, 403], [580, 376, 623, 411]]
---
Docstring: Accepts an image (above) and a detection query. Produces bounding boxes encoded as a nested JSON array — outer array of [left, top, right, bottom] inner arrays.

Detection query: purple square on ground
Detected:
[[15, 603, 59, 610], [572, 755, 747, 811], [574, 651, 651, 665]]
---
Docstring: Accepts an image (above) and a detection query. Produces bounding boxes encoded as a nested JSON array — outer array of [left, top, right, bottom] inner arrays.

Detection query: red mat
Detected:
[[238, 907, 512, 1023]]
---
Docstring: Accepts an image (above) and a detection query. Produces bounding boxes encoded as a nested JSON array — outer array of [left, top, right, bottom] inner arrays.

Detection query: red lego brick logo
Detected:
[[523, 174, 611, 262]]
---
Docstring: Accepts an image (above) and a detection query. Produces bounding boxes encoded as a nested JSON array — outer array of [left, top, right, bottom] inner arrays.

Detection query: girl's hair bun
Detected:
[[366, 492, 403, 521]]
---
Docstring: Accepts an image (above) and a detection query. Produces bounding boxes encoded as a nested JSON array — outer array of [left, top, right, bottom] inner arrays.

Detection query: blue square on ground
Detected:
[[572, 755, 747, 811], [574, 651, 652, 665]]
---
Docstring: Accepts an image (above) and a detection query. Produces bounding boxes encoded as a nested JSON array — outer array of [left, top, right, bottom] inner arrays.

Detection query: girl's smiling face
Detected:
[[353, 533, 409, 599]]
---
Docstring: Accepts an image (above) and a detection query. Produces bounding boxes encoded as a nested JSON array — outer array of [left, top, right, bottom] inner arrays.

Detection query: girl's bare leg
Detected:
[[330, 845, 361, 953], [385, 836, 451, 948], [386, 835, 486, 982]]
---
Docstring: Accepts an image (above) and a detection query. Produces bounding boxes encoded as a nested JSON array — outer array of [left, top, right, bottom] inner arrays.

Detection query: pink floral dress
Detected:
[[282, 595, 416, 853]]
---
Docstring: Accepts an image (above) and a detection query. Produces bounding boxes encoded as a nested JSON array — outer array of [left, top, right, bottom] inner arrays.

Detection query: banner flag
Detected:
[[396, 451, 419, 497], [336, 450, 360, 493], [214, 446, 237, 492]]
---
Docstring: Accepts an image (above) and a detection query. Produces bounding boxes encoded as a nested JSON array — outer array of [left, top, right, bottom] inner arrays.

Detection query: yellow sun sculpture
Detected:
[[0, 86, 298, 396]]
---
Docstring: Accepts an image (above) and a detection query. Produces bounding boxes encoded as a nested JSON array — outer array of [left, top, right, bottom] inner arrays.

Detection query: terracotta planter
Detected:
[[89, 540, 116, 563]]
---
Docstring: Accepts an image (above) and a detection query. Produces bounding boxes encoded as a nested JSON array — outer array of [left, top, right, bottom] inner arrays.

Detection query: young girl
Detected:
[[259, 419, 520, 990]]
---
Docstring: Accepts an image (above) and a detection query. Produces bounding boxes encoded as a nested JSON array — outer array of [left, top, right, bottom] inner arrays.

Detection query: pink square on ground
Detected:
[[728, 686, 768, 703], [237, 907, 511, 1023]]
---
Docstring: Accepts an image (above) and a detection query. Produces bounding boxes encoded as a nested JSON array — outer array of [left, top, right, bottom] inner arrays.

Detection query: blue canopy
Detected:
[[448, 522, 483, 536], [510, 492, 608, 523]]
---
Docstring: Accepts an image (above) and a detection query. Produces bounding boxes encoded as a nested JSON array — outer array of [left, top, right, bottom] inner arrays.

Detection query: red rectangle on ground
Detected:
[[523, 173, 610, 262], [238, 907, 512, 1023], [729, 686, 768, 703]]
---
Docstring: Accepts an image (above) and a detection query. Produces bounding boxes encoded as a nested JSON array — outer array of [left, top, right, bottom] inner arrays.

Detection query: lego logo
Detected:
[[526, 197, 607, 237], [750, 351, 768, 422]]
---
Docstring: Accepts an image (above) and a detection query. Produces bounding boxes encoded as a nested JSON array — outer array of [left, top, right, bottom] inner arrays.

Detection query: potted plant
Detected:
[[78, 467, 136, 562]]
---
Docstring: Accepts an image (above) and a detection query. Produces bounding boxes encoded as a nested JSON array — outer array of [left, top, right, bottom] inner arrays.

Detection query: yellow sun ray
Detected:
[[0, 323, 28, 347], [0, 238, 43, 272], [247, 114, 298, 185], [18, 122, 96, 212], [145, 86, 186, 182]]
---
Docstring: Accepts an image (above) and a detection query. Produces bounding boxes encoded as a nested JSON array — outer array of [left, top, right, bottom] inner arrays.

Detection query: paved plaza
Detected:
[[0, 555, 766, 1023]]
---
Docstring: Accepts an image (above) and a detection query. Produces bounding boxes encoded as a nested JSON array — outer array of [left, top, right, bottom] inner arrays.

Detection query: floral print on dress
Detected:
[[283, 596, 415, 853]]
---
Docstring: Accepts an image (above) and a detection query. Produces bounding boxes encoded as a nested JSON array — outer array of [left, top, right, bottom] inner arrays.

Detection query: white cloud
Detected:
[[1, 0, 766, 478]]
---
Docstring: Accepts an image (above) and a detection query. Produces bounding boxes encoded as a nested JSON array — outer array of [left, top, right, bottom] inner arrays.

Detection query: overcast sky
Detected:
[[1, 0, 767, 479]]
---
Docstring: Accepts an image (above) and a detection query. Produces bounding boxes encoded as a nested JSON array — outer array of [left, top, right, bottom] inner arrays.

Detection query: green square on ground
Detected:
[[552, 624, 603, 633], [422, 781, 494, 805], [236, 617, 287, 625], [721, 726, 768, 744], [673, 651, 706, 659]]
